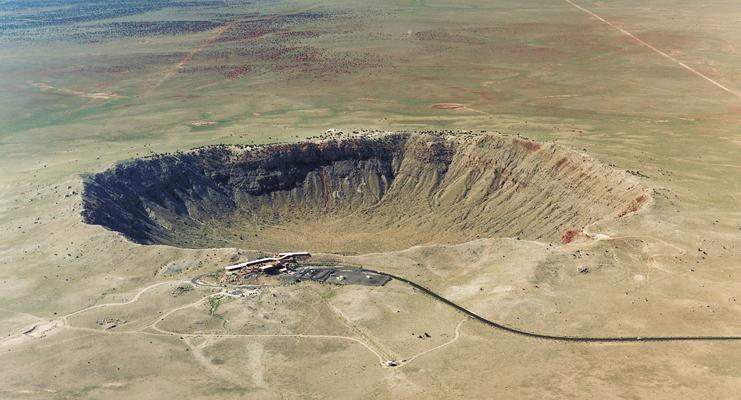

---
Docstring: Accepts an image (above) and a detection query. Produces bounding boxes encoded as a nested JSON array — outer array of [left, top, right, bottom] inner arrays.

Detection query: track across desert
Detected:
[[2, 0, 741, 399]]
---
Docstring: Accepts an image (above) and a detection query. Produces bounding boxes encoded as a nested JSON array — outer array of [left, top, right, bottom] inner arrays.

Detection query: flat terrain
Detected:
[[1, 0, 741, 398]]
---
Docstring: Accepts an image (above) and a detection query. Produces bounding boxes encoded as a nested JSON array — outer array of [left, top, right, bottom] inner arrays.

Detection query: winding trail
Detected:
[[397, 318, 466, 367], [1, 281, 189, 347], [147, 290, 389, 365], [7, 259, 741, 377], [5, 282, 390, 368], [63, 280, 191, 319]]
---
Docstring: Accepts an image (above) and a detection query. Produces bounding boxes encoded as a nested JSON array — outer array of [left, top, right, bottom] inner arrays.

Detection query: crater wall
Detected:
[[82, 132, 649, 252]]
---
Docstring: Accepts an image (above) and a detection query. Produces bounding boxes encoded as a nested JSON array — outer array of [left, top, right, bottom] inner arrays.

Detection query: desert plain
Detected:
[[1, 0, 741, 399]]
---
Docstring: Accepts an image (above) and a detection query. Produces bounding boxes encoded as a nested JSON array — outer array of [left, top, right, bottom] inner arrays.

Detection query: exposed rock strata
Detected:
[[82, 132, 649, 252]]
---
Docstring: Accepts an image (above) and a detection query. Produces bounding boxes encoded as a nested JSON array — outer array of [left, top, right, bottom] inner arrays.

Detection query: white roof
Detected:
[[224, 252, 311, 271], [224, 257, 277, 271]]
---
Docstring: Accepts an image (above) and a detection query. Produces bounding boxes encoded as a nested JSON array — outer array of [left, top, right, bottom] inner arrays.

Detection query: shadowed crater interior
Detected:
[[82, 132, 649, 253]]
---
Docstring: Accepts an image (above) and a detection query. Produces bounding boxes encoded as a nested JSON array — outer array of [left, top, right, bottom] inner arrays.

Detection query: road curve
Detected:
[[361, 268, 741, 343]]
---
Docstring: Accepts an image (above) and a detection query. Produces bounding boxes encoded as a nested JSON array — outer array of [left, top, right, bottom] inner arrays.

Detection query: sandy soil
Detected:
[[1, 0, 741, 398]]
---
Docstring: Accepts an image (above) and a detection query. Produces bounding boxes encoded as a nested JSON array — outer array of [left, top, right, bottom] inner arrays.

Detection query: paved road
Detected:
[[361, 268, 741, 343]]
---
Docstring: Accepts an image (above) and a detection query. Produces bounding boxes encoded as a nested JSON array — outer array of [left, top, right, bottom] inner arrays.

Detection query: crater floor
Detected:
[[82, 132, 649, 253]]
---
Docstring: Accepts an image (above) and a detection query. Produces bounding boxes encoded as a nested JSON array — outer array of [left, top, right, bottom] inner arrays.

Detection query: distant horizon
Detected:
[[2, 1, 740, 398]]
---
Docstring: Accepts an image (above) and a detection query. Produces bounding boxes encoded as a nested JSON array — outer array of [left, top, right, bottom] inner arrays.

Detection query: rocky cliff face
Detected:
[[82, 132, 649, 252]]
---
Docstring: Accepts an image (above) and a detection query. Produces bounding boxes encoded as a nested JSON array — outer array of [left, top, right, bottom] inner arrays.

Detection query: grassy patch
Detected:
[[206, 295, 223, 316]]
